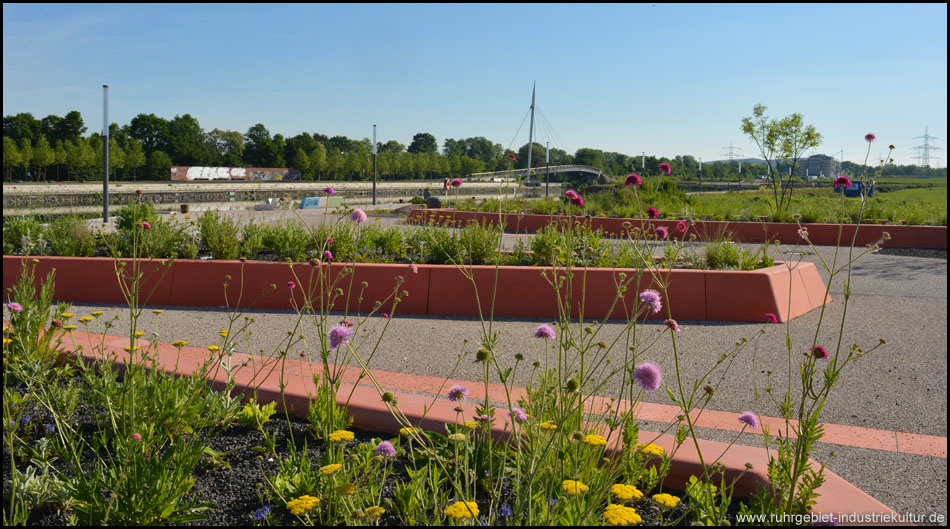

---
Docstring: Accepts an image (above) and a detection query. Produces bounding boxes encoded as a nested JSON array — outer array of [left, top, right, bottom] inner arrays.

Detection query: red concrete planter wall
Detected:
[[4, 255, 829, 322], [408, 208, 948, 249]]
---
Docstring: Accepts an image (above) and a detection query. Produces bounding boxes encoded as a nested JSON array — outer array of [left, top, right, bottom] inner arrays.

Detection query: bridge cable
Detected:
[[506, 106, 532, 154]]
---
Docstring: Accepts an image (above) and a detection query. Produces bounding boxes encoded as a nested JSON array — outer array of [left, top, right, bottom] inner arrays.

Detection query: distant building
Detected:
[[796, 155, 839, 179]]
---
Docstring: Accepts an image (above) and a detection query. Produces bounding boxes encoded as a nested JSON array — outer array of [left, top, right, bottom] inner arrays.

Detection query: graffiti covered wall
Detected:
[[170, 167, 301, 181]]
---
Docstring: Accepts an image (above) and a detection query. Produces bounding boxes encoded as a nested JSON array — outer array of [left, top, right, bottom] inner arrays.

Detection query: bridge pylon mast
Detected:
[[527, 83, 536, 180]]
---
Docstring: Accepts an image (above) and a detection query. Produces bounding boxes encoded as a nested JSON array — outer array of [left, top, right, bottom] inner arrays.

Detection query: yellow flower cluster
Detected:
[[219, 330, 229, 337], [582, 434, 608, 446], [133, 331, 144, 337], [319, 463, 342, 475], [462, 420, 477, 429], [328, 430, 354, 443], [603, 504, 642, 526], [123, 346, 139, 352], [399, 427, 420, 436], [173, 340, 188, 347], [91, 311, 104, 316], [78, 316, 93, 323], [60, 313, 74, 319], [207, 345, 220, 352], [443, 501, 479, 519], [537, 421, 557, 430], [365, 506, 385, 517], [653, 493, 680, 509], [286, 494, 319, 516], [637, 443, 665, 458], [335, 483, 357, 495], [610, 483, 643, 501], [64, 325, 77, 330], [561, 480, 589, 495]]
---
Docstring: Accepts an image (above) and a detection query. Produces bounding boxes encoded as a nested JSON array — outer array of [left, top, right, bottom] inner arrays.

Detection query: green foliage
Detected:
[[115, 200, 158, 232], [45, 216, 96, 257], [704, 241, 773, 270], [236, 397, 278, 429], [2, 216, 47, 256]]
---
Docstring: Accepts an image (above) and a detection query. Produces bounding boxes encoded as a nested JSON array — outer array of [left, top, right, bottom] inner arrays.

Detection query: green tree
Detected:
[[309, 143, 327, 179], [741, 104, 822, 212], [128, 113, 169, 156], [147, 150, 173, 180], [32, 135, 54, 180], [126, 139, 146, 181], [3, 113, 41, 144], [574, 148, 604, 170], [291, 147, 310, 176], [208, 129, 244, 167], [408, 132, 437, 154], [3, 137, 20, 180], [53, 140, 68, 180], [17, 138, 33, 179], [168, 114, 211, 166], [244, 124, 273, 167]]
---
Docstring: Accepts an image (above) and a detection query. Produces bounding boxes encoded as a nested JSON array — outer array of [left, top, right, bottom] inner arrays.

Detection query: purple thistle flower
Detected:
[[351, 209, 368, 223], [7, 302, 23, 312], [632, 363, 662, 391], [738, 412, 760, 430], [324, 186, 336, 196], [534, 324, 556, 340], [811, 345, 829, 360], [374, 440, 396, 458], [448, 385, 469, 402], [834, 176, 852, 188], [658, 162, 672, 176], [639, 289, 662, 314], [451, 178, 463, 188], [509, 407, 528, 422], [329, 325, 353, 349], [323, 250, 334, 261], [864, 133, 876, 143]]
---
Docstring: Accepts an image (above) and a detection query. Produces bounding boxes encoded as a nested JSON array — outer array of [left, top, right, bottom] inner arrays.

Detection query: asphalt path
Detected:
[[55, 211, 947, 523]]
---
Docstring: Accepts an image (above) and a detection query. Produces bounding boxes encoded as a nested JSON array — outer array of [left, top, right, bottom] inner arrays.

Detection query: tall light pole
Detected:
[[372, 125, 377, 205], [545, 141, 550, 198], [102, 85, 109, 221]]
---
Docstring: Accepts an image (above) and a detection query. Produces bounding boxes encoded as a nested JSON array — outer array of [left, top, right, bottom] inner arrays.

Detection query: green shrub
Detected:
[[197, 211, 240, 260], [115, 201, 158, 232], [260, 221, 309, 261], [2, 216, 47, 256], [46, 216, 96, 257]]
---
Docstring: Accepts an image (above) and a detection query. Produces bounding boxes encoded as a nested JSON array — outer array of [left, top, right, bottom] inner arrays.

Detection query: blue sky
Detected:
[[3, 3, 947, 167]]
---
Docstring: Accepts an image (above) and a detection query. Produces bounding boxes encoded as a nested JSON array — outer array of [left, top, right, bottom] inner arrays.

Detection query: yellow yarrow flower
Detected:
[[78, 316, 93, 323], [335, 482, 357, 495], [561, 480, 589, 495], [538, 421, 557, 430], [328, 430, 354, 443], [173, 340, 188, 347], [3, 338, 12, 346], [462, 420, 477, 429], [63, 324, 77, 330], [286, 494, 319, 516], [610, 484, 643, 501], [637, 443, 665, 458], [123, 346, 139, 352], [60, 313, 74, 319], [134, 331, 145, 337], [653, 493, 680, 510], [207, 345, 220, 352], [604, 504, 642, 526], [399, 427, 420, 436], [91, 311, 104, 316], [152, 309, 164, 315], [219, 330, 229, 337], [582, 434, 608, 446], [443, 501, 479, 519], [319, 463, 342, 475], [365, 506, 385, 517]]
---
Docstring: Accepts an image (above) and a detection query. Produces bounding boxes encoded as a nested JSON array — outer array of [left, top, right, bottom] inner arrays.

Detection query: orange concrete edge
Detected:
[[48, 329, 903, 523], [2, 256, 830, 323]]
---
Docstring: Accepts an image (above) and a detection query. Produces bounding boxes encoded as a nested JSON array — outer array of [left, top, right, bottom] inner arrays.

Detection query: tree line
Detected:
[[3, 110, 944, 182]]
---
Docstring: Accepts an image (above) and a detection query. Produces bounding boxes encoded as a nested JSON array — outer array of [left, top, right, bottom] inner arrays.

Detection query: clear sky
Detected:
[[3, 3, 947, 167]]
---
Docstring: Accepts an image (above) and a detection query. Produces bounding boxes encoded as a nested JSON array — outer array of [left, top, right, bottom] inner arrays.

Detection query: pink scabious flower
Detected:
[[382, 313, 389, 319], [797, 227, 808, 239], [676, 220, 687, 233], [646, 207, 659, 219], [350, 209, 368, 223], [324, 186, 336, 196], [474, 414, 495, 423], [811, 345, 829, 360], [451, 178, 463, 188], [409, 263, 418, 274], [329, 325, 353, 349], [632, 363, 662, 391], [448, 385, 469, 402], [509, 407, 528, 422], [625, 173, 643, 186], [507, 153, 517, 160], [287, 281, 296, 290], [764, 313, 779, 324], [375, 440, 396, 457], [639, 289, 662, 314], [131, 433, 143, 441], [658, 162, 672, 176], [323, 250, 334, 261], [834, 176, 852, 187], [7, 302, 23, 312], [655, 226, 668, 240], [664, 318, 680, 332], [864, 133, 876, 143], [534, 324, 556, 340], [738, 412, 760, 429], [325, 237, 334, 245], [141, 221, 151, 230]]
